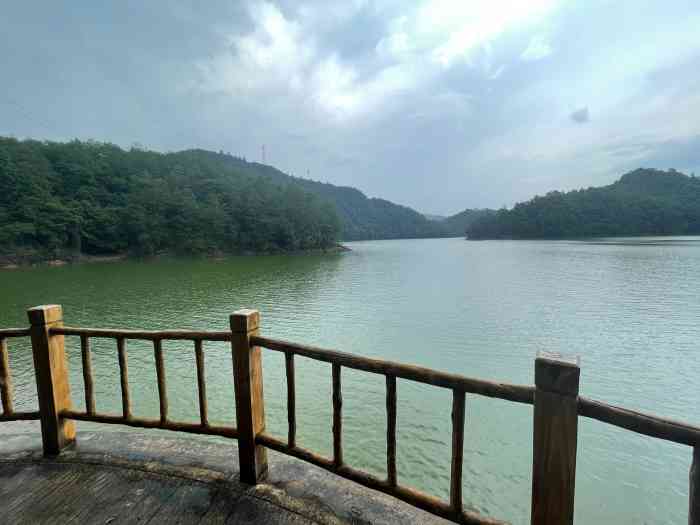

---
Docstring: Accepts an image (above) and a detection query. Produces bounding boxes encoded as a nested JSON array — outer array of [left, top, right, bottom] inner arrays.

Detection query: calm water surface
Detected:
[[2, 237, 699, 524]]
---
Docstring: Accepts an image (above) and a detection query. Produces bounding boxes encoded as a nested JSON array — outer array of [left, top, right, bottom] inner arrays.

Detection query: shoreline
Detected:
[[0, 244, 351, 270]]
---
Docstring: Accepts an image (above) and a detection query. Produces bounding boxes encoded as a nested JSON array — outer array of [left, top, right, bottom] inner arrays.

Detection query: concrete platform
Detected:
[[0, 431, 453, 524]]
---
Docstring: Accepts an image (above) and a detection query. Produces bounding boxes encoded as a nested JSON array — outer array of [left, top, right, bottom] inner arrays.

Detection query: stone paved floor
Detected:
[[0, 431, 455, 524]]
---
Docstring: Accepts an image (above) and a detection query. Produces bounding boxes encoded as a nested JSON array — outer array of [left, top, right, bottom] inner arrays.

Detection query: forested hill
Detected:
[[184, 150, 447, 240], [467, 168, 700, 239], [0, 137, 452, 261], [0, 138, 341, 259], [440, 208, 496, 236]]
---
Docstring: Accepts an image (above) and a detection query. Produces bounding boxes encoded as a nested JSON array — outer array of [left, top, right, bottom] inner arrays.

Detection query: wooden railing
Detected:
[[54, 326, 238, 439], [1, 304, 699, 525], [0, 327, 39, 423]]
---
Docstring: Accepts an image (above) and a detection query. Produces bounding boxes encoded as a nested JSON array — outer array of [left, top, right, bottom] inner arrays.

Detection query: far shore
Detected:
[[0, 244, 350, 270]]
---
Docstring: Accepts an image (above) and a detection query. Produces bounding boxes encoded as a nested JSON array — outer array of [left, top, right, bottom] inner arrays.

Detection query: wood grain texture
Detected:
[[11, 314, 700, 525], [691, 446, 699, 525], [52, 326, 232, 341], [252, 336, 534, 404], [195, 339, 208, 426], [285, 351, 296, 448], [257, 432, 505, 525], [231, 309, 267, 484], [116, 337, 131, 420], [531, 355, 580, 525], [332, 363, 343, 468], [153, 339, 168, 423], [0, 337, 13, 414], [0, 410, 40, 421], [386, 374, 397, 487], [578, 397, 700, 446], [0, 328, 30, 337], [80, 336, 96, 415], [27, 304, 75, 455], [450, 389, 466, 512], [61, 410, 238, 438]]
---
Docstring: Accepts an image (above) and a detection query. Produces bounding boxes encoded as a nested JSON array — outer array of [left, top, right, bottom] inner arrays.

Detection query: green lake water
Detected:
[[2, 237, 699, 524]]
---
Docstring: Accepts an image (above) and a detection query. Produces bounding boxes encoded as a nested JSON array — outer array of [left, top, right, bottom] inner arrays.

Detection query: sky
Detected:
[[1, 1, 700, 215]]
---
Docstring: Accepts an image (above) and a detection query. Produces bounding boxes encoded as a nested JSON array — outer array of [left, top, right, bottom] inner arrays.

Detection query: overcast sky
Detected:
[[2, 1, 700, 214]]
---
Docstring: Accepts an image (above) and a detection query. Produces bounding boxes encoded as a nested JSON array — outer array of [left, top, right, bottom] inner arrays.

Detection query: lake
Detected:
[[2, 237, 699, 524]]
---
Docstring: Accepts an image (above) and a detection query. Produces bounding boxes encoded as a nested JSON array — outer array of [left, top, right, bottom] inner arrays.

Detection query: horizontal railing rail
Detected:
[[0, 328, 31, 338], [1, 305, 698, 525], [53, 326, 233, 341], [50, 326, 238, 442], [251, 334, 530, 524], [61, 410, 238, 439], [251, 336, 535, 404], [578, 396, 700, 446]]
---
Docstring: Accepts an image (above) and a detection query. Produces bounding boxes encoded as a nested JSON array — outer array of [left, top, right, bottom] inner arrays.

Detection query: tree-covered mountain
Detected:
[[187, 152, 448, 241], [440, 209, 497, 236], [0, 138, 341, 260], [467, 168, 700, 239], [0, 137, 457, 263]]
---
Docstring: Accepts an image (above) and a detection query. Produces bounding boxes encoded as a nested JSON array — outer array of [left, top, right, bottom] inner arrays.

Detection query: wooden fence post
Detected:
[[27, 305, 75, 456], [691, 446, 699, 525], [231, 309, 267, 484], [531, 352, 580, 525]]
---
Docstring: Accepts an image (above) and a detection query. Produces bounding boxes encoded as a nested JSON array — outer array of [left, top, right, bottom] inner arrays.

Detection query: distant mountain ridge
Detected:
[[0, 138, 343, 260], [441, 209, 497, 237], [1, 137, 481, 264], [185, 150, 449, 241], [467, 168, 700, 239]]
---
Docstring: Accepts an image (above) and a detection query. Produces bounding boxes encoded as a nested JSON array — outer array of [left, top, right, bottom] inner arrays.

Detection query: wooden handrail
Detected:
[[255, 431, 505, 525], [52, 326, 232, 341], [61, 410, 237, 438], [0, 337, 14, 415], [578, 396, 700, 446], [0, 331, 32, 420], [0, 410, 40, 422], [0, 328, 31, 338], [3, 307, 700, 525], [251, 335, 535, 404]]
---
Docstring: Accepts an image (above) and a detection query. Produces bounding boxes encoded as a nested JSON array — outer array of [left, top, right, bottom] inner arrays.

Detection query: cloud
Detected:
[[2, 0, 700, 214], [196, 2, 423, 122], [570, 107, 589, 124], [520, 34, 553, 61], [378, 0, 561, 67]]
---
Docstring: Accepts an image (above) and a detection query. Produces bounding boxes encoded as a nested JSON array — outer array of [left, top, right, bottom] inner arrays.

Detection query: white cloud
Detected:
[[414, 0, 560, 66], [195, 0, 565, 126], [155, 0, 700, 210], [520, 34, 553, 61], [197, 2, 314, 95], [196, 1, 422, 121]]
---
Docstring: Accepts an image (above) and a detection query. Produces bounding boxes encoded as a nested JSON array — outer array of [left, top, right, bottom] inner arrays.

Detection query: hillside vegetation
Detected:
[[0, 137, 457, 262], [0, 138, 341, 259], [467, 169, 700, 239], [191, 152, 448, 241], [440, 208, 496, 236]]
